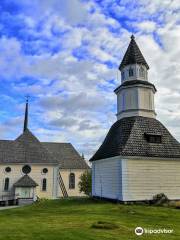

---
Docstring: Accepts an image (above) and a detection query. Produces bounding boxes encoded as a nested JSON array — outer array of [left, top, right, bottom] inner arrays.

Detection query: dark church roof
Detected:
[[14, 129, 57, 164], [90, 116, 180, 161], [42, 142, 90, 169], [14, 174, 38, 187], [119, 35, 149, 70], [0, 99, 89, 169], [0, 129, 57, 164], [0, 129, 89, 169]]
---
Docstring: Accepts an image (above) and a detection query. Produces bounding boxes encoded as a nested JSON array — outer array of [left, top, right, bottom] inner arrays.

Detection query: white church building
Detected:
[[90, 35, 180, 202], [0, 100, 89, 205]]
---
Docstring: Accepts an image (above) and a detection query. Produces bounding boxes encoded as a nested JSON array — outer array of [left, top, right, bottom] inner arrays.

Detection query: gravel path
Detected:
[[0, 206, 20, 211]]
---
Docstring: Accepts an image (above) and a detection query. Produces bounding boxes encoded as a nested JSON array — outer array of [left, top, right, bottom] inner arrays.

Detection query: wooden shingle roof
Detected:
[[14, 129, 57, 164], [0, 129, 89, 169], [42, 142, 90, 169], [119, 35, 149, 70], [14, 175, 38, 187], [90, 116, 180, 161]]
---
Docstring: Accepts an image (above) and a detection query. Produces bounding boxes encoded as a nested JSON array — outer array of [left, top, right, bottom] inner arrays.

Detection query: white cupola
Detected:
[[115, 35, 156, 120]]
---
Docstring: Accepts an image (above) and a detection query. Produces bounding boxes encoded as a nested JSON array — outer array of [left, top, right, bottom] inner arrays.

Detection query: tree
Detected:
[[78, 170, 92, 196]]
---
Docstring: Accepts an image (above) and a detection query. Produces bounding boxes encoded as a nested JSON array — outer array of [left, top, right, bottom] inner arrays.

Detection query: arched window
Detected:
[[69, 173, 75, 189], [129, 68, 134, 77], [42, 178, 47, 191], [139, 66, 145, 78], [4, 178, 9, 191], [121, 71, 125, 81]]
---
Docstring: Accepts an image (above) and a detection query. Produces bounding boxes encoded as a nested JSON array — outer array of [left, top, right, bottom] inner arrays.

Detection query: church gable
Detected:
[[14, 175, 38, 187], [0, 100, 89, 169]]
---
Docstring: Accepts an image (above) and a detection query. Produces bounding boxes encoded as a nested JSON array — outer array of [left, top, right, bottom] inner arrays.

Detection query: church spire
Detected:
[[115, 35, 156, 120], [119, 35, 149, 70], [23, 97, 29, 132]]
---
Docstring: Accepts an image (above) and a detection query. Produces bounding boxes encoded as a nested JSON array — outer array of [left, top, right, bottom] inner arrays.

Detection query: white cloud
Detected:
[[137, 21, 156, 33], [0, 0, 180, 159]]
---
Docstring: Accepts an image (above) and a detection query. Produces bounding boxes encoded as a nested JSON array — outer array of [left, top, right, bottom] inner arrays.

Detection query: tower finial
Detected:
[[23, 96, 29, 132], [131, 34, 135, 40]]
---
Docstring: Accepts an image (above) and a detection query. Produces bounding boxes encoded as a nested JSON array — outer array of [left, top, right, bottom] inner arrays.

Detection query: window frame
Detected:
[[42, 168, 48, 175], [42, 178, 47, 191], [139, 66, 145, 78], [4, 178, 10, 191], [69, 173, 75, 189], [121, 71, 125, 81], [22, 165, 31, 174], [144, 133, 162, 144], [5, 167, 11, 173], [129, 68, 134, 77]]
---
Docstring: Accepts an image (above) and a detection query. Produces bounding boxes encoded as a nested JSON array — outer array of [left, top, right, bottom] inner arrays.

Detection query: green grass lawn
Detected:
[[0, 198, 180, 240]]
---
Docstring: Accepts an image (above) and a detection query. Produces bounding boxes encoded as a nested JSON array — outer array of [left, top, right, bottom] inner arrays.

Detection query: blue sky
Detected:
[[0, 0, 180, 158]]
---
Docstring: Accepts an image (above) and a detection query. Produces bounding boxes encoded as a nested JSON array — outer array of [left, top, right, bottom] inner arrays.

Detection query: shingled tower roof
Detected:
[[90, 116, 180, 161], [119, 35, 149, 70]]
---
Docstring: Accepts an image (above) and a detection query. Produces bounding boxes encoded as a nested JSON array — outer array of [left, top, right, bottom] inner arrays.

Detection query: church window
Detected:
[[42, 168, 48, 174], [42, 178, 47, 191], [121, 71, 125, 80], [4, 178, 9, 191], [69, 173, 75, 189], [22, 165, 31, 174], [139, 66, 145, 78], [144, 133, 162, 143], [5, 167, 11, 173], [129, 68, 134, 77]]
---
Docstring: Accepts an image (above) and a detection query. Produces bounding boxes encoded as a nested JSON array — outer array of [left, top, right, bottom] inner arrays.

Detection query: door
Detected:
[[20, 187, 31, 198]]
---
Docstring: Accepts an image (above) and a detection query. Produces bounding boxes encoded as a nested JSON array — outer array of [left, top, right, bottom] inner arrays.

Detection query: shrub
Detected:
[[91, 221, 118, 230], [168, 201, 180, 209], [152, 193, 169, 206], [78, 170, 92, 196], [175, 202, 180, 209]]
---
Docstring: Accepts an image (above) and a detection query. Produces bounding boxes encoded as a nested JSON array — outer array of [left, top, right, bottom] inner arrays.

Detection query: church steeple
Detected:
[[119, 35, 149, 70], [115, 35, 156, 120], [23, 97, 29, 132]]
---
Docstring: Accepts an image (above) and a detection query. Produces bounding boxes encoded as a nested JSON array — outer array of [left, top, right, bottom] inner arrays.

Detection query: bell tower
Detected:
[[115, 35, 156, 120]]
